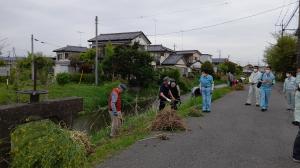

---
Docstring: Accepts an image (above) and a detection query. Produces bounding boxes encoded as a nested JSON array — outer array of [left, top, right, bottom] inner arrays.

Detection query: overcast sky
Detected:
[[0, 0, 298, 65]]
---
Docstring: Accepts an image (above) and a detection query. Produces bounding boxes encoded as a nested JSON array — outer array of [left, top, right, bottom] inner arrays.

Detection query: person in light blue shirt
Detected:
[[294, 68, 300, 126], [259, 66, 275, 112], [283, 72, 297, 111], [199, 70, 214, 112]]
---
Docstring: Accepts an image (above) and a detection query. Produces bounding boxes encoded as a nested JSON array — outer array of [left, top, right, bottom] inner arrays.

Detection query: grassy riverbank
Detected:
[[88, 87, 232, 167]]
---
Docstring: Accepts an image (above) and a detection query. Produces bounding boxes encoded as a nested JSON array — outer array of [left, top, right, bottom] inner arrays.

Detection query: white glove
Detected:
[[166, 98, 171, 102]]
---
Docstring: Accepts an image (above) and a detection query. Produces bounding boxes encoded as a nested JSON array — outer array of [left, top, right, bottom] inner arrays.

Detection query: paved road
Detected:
[[97, 85, 299, 168]]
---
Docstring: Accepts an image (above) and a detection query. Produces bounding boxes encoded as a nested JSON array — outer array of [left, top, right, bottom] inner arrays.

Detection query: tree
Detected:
[[264, 35, 297, 75], [201, 61, 215, 76], [15, 53, 54, 84], [101, 42, 115, 79], [101, 42, 155, 86], [79, 48, 95, 73], [218, 61, 237, 74], [69, 54, 80, 72]]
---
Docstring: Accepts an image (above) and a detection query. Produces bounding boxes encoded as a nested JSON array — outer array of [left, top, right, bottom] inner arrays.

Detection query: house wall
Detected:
[[131, 35, 150, 47], [54, 64, 69, 75]]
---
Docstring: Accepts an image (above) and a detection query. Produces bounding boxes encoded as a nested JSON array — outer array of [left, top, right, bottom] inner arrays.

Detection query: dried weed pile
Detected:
[[151, 106, 186, 131], [70, 131, 95, 155]]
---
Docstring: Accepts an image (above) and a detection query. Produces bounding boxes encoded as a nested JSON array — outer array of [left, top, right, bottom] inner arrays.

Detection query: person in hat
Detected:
[[159, 77, 175, 110], [245, 66, 262, 106], [199, 69, 214, 112], [108, 84, 127, 137]]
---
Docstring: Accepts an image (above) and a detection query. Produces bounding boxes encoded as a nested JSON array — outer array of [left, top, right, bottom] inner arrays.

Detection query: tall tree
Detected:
[[201, 61, 215, 76], [264, 35, 297, 75]]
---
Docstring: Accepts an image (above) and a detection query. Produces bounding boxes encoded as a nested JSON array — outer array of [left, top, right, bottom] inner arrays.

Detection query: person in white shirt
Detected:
[[245, 66, 262, 106]]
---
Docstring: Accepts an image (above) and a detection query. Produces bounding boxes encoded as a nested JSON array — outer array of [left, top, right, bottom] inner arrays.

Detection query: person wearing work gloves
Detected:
[[108, 84, 127, 137], [259, 66, 275, 112], [169, 80, 181, 110], [159, 77, 175, 110], [283, 72, 297, 112], [245, 66, 261, 106], [199, 70, 214, 113]]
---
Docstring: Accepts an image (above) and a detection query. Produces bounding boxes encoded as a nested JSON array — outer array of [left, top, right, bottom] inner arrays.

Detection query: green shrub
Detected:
[[10, 120, 87, 168], [70, 73, 95, 84], [56, 73, 71, 85]]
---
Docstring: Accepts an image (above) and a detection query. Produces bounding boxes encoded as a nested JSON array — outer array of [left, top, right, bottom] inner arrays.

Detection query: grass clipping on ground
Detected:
[[10, 120, 92, 168], [151, 106, 187, 131], [187, 107, 203, 117]]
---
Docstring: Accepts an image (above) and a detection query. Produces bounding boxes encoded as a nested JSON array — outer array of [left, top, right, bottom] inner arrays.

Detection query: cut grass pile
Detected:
[[151, 106, 186, 131]]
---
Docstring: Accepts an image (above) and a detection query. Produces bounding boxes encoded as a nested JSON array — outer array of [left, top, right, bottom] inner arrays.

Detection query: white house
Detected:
[[53, 45, 88, 75]]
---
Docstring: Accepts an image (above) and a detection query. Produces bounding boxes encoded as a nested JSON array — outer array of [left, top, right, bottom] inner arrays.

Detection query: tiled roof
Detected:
[[53, 45, 88, 53], [176, 50, 201, 55], [88, 31, 151, 44], [161, 54, 185, 65], [147, 45, 174, 52]]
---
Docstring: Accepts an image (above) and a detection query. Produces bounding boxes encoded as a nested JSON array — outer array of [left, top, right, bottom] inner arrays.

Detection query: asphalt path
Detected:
[[97, 85, 299, 168]]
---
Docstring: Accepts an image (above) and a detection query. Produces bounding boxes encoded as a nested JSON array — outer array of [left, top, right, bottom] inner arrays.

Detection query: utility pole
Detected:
[[297, 0, 300, 67], [95, 16, 99, 85], [31, 34, 34, 81]]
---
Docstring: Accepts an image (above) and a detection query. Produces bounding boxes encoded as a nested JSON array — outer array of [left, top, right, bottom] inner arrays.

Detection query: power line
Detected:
[[102, 0, 230, 22], [281, 1, 292, 23], [275, 0, 287, 25], [284, 5, 299, 29], [147, 1, 298, 37]]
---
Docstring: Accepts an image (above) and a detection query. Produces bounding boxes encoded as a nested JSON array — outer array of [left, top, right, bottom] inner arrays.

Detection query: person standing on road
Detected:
[[169, 80, 181, 110], [108, 84, 127, 137], [259, 66, 275, 112], [227, 72, 234, 87], [283, 72, 297, 112], [293, 125, 300, 163], [245, 66, 261, 106], [199, 70, 214, 113], [294, 68, 300, 126], [159, 77, 175, 111]]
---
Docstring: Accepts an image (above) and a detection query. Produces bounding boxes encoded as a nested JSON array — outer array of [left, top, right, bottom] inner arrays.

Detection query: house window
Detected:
[[160, 53, 164, 57], [65, 53, 69, 60], [57, 53, 63, 60]]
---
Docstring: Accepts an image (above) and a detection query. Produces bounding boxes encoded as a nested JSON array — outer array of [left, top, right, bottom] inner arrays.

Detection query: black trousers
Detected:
[[159, 100, 166, 111], [293, 126, 300, 160]]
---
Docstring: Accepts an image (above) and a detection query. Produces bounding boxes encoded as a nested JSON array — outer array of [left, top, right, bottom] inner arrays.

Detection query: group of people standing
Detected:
[[245, 66, 275, 111], [245, 66, 300, 162]]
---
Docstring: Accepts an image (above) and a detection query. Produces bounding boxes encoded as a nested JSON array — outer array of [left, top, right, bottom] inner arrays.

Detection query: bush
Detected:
[[201, 61, 215, 77], [56, 73, 71, 85], [10, 120, 87, 168], [70, 73, 95, 84]]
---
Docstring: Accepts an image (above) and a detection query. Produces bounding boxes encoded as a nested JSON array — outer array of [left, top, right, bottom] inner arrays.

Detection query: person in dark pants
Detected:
[[159, 77, 175, 110], [169, 80, 181, 110], [293, 126, 300, 163]]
